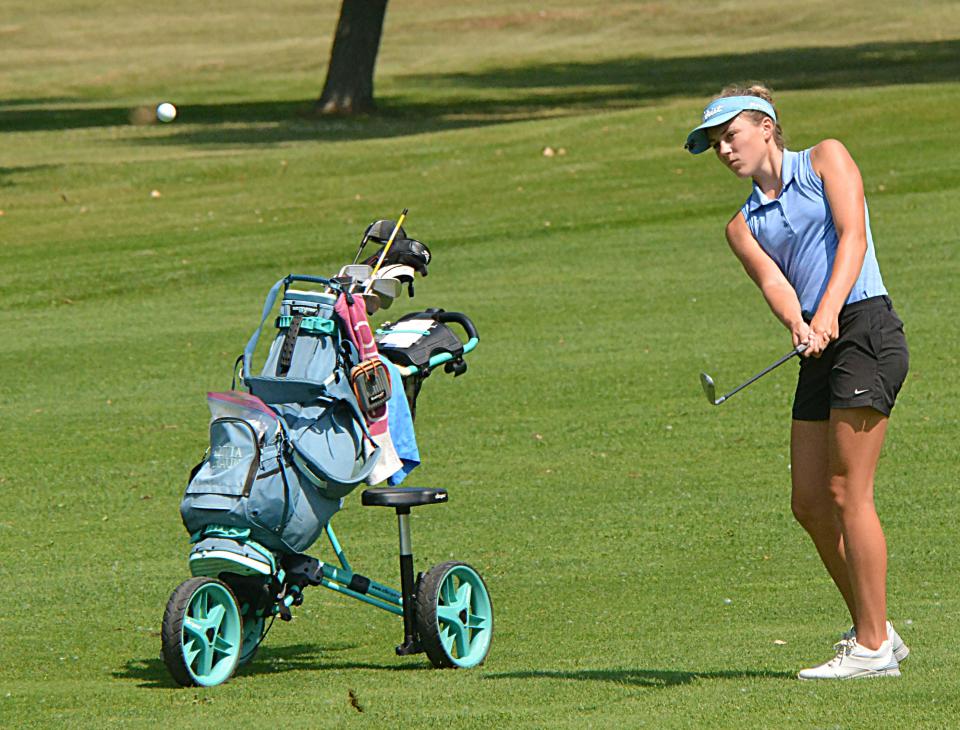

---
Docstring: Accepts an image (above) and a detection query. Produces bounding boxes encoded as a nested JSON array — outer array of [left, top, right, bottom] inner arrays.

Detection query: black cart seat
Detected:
[[361, 487, 448, 509]]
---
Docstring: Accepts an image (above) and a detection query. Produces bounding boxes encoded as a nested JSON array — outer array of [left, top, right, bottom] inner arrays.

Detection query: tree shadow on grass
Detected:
[[2, 38, 958, 144], [113, 642, 426, 689], [486, 667, 795, 687]]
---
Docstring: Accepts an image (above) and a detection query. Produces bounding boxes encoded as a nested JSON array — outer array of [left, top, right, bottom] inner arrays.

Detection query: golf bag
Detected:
[[179, 276, 380, 555]]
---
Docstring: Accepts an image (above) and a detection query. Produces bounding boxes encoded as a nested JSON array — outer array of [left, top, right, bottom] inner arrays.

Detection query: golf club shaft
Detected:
[[352, 239, 367, 266], [718, 343, 808, 403], [365, 209, 408, 292]]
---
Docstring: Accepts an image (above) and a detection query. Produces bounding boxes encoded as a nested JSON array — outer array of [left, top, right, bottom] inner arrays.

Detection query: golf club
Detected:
[[352, 219, 407, 266], [338, 263, 373, 284], [364, 208, 408, 293], [359, 277, 405, 315], [700, 343, 808, 406], [367, 276, 401, 305]]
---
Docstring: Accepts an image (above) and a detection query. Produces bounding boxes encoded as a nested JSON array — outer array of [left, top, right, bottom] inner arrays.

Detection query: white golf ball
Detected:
[[156, 102, 177, 123]]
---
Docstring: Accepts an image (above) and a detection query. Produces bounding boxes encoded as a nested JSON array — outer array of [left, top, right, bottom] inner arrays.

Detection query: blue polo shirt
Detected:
[[739, 147, 886, 317]]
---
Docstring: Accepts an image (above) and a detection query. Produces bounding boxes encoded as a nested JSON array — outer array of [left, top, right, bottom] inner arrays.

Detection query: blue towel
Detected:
[[381, 358, 421, 485]]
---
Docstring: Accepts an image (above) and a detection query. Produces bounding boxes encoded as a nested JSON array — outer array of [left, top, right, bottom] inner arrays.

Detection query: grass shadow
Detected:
[[113, 656, 187, 689], [418, 38, 960, 99], [2, 38, 958, 144], [486, 667, 795, 687], [113, 642, 426, 689]]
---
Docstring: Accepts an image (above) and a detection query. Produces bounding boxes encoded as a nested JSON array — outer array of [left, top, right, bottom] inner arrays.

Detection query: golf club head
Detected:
[[362, 219, 406, 245], [329, 275, 353, 291], [699, 372, 723, 406], [338, 264, 373, 285], [361, 292, 381, 316], [361, 277, 401, 309], [371, 277, 401, 300]]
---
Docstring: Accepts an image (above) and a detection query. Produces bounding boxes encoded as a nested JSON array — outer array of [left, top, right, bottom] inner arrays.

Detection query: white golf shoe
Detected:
[[843, 621, 910, 663], [797, 638, 900, 680]]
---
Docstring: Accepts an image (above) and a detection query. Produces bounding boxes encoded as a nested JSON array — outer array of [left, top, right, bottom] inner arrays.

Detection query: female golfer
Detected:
[[685, 85, 909, 679]]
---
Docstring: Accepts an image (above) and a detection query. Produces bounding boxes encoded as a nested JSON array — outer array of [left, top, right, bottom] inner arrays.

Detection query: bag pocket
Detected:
[[181, 418, 264, 534], [289, 327, 340, 384], [252, 320, 342, 404], [277, 399, 380, 499], [181, 417, 341, 554], [188, 417, 261, 498]]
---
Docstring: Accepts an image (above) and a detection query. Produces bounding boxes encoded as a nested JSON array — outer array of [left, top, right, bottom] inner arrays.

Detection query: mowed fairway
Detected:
[[2, 2, 959, 726]]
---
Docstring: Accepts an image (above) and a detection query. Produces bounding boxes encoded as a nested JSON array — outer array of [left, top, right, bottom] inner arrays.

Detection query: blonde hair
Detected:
[[715, 83, 784, 150]]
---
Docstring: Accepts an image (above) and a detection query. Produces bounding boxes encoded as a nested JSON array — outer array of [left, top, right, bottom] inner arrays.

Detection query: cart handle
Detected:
[[393, 311, 479, 377]]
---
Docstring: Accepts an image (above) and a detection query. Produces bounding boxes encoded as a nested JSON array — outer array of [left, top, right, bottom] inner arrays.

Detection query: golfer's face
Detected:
[[709, 115, 765, 178]]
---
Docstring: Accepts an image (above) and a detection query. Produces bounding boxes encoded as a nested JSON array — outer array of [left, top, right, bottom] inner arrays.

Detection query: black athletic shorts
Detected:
[[793, 296, 909, 421]]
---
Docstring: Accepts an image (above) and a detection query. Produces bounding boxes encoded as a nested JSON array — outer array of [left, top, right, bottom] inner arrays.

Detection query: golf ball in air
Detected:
[[156, 102, 177, 123]]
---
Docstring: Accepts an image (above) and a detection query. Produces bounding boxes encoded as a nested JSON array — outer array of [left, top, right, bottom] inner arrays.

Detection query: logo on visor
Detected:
[[703, 100, 772, 123], [703, 105, 727, 121]]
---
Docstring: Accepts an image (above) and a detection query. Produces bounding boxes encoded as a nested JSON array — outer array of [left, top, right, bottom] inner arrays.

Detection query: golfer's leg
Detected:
[[828, 407, 889, 650], [790, 419, 856, 622]]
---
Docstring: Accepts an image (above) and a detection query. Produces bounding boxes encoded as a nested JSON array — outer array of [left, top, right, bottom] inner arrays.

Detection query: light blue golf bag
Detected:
[[180, 275, 380, 555]]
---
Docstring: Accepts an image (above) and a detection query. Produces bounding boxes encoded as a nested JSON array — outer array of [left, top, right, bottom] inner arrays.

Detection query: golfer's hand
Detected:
[[807, 311, 839, 358], [791, 321, 816, 358]]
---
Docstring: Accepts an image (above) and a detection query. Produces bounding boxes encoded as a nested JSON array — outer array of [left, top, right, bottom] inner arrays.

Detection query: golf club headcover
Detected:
[[363, 238, 431, 277], [363, 219, 407, 244], [375, 264, 416, 282]]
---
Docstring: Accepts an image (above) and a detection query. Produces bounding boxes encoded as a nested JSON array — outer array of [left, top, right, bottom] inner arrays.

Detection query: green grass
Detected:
[[2, 1, 959, 726]]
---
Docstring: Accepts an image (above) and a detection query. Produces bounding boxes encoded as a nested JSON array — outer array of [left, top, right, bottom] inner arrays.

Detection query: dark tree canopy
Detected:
[[316, 0, 388, 115]]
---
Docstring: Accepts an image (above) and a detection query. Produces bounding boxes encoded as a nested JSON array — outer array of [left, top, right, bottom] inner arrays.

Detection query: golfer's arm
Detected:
[[725, 213, 804, 331], [811, 139, 868, 318]]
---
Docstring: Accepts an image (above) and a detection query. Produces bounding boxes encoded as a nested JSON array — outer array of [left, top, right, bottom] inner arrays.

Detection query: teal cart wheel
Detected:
[[238, 613, 265, 667], [161, 577, 242, 687], [415, 561, 493, 668]]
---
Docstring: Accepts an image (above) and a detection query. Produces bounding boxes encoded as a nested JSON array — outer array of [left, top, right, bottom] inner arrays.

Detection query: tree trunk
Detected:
[[316, 0, 388, 115]]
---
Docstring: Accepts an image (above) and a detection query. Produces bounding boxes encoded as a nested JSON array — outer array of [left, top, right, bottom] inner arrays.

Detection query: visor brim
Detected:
[[684, 109, 743, 154]]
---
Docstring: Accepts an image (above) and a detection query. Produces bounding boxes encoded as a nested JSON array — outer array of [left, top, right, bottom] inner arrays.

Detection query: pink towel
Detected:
[[335, 293, 402, 483]]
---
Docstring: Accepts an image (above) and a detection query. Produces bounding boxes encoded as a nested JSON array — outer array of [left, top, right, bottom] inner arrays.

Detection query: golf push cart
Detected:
[[160, 215, 493, 687]]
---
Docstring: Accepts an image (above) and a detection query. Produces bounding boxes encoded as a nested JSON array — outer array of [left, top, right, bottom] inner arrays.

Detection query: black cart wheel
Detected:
[[415, 561, 493, 668], [161, 577, 243, 686]]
